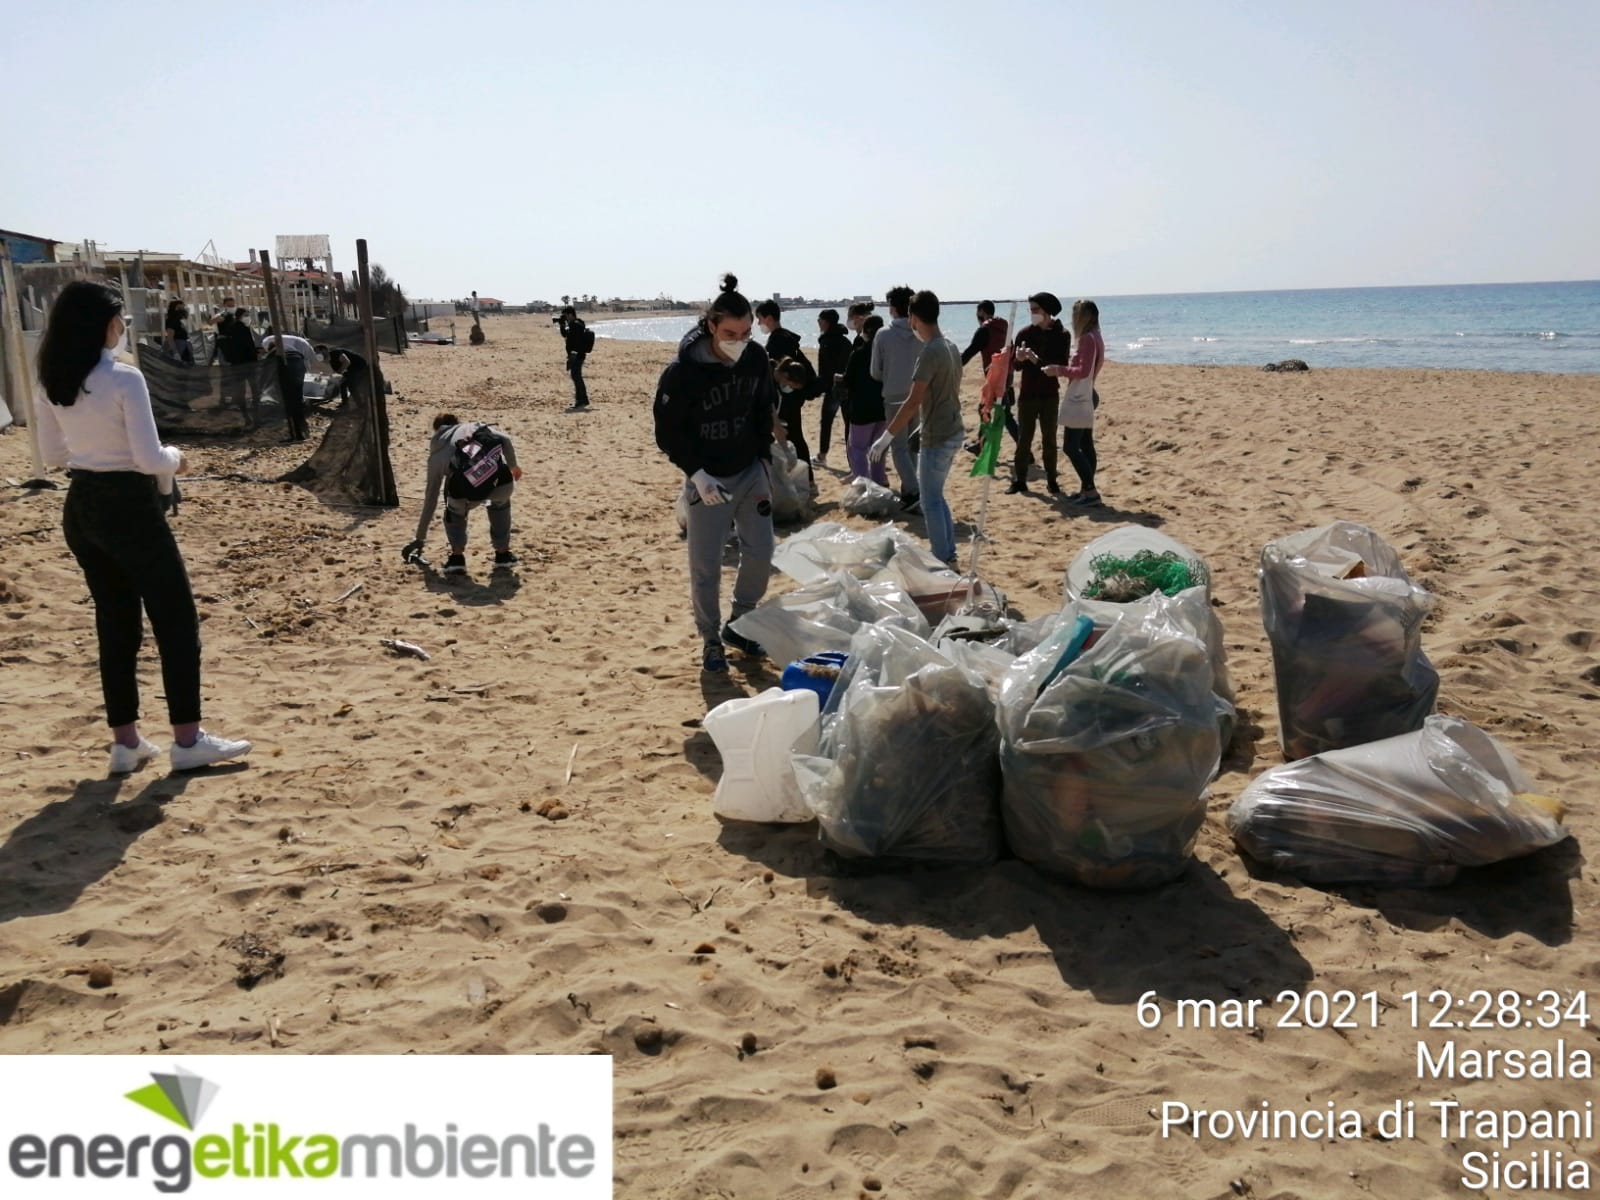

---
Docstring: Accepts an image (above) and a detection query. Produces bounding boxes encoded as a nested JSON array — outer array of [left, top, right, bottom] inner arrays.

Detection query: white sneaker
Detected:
[[170, 731, 253, 771], [109, 737, 161, 775]]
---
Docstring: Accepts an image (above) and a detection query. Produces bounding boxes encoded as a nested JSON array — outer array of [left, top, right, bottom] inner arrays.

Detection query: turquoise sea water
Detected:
[[595, 280, 1600, 374]]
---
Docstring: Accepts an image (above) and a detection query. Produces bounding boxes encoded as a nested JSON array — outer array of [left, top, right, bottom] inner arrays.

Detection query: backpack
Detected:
[[578, 326, 596, 354], [445, 424, 512, 501]]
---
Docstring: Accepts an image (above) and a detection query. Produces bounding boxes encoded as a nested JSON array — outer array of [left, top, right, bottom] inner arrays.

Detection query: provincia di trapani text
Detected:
[[1138, 986, 1595, 1191]]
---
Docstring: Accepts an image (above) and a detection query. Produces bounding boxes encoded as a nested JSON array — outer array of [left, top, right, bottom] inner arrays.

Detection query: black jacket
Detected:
[[764, 326, 801, 364], [816, 326, 852, 395], [1014, 319, 1070, 402], [654, 322, 777, 478], [559, 315, 589, 356], [841, 338, 885, 424], [220, 321, 260, 366]]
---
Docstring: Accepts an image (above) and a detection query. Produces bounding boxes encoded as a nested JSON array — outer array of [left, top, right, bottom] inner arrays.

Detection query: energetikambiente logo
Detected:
[[3, 1062, 604, 1194]]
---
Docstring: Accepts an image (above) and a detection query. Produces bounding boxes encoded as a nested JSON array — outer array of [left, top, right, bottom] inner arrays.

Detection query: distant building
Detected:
[[0, 228, 59, 264]]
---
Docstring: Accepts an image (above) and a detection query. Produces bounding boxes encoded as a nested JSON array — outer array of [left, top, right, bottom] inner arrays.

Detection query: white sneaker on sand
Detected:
[[171, 731, 253, 772], [109, 737, 161, 775]]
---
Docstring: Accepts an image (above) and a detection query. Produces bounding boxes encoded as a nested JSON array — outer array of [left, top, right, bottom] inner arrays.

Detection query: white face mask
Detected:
[[717, 336, 749, 362], [779, 384, 794, 394], [1032, 312, 1049, 327]]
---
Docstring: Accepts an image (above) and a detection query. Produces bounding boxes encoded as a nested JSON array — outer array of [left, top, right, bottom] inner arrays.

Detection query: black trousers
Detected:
[[62, 472, 202, 727], [568, 352, 589, 406], [282, 352, 309, 440], [778, 394, 812, 477], [1063, 427, 1097, 491], [818, 385, 843, 457]]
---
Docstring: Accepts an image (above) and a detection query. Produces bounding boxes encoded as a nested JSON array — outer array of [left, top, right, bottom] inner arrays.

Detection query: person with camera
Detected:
[[555, 305, 592, 411]]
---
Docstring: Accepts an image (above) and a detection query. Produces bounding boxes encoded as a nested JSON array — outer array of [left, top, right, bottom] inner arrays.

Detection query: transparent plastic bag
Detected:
[[1064, 525, 1235, 705], [1260, 521, 1439, 760], [768, 440, 813, 524], [1227, 715, 1568, 886], [728, 570, 928, 668], [794, 624, 1003, 865], [772, 521, 900, 584], [839, 477, 901, 519], [874, 534, 1007, 624], [998, 593, 1222, 889]]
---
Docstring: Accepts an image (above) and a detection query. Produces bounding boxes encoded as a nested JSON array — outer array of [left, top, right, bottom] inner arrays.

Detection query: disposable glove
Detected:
[[868, 432, 894, 463], [401, 539, 427, 564], [690, 469, 731, 505]]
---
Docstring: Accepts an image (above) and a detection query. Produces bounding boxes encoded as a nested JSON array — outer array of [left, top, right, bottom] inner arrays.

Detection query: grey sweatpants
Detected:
[[684, 461, 774, 643], [884, 393, 920, 497], [444, 481, 513, 550]]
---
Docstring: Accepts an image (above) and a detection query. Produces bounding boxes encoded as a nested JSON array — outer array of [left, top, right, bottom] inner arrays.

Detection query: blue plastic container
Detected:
[[781, 651, 849, 707]]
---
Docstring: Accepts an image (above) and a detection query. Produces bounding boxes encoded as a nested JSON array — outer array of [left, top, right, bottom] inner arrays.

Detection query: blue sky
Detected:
[[2, 0, 1595, 303]]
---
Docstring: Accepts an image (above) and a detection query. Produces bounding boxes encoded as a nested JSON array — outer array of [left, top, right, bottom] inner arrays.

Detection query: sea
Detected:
[[593, 280, 1600, 374]]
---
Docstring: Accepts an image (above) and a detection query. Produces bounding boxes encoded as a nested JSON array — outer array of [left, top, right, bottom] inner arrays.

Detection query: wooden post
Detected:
[[0, 241, 45, 475], [355, 238, 397, 506]]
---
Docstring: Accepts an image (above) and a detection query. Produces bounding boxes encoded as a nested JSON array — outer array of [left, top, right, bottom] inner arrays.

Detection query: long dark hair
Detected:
[[704, 273, 751, 325], [38, 281, 123, 408]]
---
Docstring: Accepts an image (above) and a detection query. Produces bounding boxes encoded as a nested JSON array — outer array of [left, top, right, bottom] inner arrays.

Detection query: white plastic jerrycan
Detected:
[[704, 687, 820, 823]]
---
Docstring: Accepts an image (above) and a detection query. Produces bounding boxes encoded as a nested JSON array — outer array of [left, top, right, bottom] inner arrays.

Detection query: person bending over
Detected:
[[406, 412, 523, 574]]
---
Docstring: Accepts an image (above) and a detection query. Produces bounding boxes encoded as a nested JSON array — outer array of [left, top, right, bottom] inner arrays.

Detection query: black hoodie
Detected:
[[816, 325, 852, 397], [654, 322, 777, 478]]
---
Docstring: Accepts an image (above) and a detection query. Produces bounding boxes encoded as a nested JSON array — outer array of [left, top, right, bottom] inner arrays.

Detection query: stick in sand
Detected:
[[564, 744, 578, 785]]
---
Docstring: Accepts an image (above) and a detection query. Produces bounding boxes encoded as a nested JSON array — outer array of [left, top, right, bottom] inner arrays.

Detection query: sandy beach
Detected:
[[2, 311, 1598, 1197]]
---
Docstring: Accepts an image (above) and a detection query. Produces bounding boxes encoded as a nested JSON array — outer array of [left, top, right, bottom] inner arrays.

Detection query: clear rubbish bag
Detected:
[[1260, 520, 1439, 760], [1063, 525, 1235, 706], [998, 594, 1223, 889], [728, 570, 928, 668], [793, 624, 1003, 865], [772, 521, 900, 584], [1227, 715, 1569, 886], [768, 441, 814, 524], [839, 477, 901, 519]]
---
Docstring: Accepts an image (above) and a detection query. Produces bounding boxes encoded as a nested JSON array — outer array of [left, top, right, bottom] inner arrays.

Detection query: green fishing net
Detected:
[[1083, 550, 1209, 602]]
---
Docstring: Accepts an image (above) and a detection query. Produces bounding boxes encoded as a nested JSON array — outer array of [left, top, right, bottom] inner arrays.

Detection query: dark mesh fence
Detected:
[[137, 343, 285, 434], [305, 316, 405, 356]]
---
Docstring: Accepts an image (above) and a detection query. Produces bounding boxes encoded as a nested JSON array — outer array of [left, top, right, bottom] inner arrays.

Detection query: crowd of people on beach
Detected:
[[650, 274, 1106, 673], [28, 269, 1107, 769]]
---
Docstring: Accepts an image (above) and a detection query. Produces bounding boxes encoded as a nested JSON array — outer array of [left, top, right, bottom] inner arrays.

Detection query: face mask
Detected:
[[1032, 312, 1049, 327], [718, 337, 750, 362], [779, 384, 794, 394]]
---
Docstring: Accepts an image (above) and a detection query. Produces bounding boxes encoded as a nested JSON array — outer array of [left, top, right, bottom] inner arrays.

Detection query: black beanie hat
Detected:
[[1029, 291, 1062, 317]]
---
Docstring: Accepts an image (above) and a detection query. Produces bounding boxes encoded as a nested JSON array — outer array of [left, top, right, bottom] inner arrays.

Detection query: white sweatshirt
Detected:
[[33, 350, 181, 493]]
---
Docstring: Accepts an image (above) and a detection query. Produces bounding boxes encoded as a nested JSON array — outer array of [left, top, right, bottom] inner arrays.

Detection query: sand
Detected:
[[2, 312, 1597, 1198]]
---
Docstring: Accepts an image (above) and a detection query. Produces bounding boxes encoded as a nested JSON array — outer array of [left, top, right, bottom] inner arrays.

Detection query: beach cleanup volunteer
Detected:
[[33, 281, 252, 773], [406, 413, 522, 574], [654, 274, 785, 675]]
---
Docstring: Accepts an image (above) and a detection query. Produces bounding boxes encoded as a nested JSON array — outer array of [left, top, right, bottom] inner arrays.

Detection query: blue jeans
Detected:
[[917, 433, 964, 563]]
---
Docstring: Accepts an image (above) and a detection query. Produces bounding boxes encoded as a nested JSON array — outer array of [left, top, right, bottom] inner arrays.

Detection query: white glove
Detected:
[[690, 469, 731, 506], [868, 431, 894, 464]]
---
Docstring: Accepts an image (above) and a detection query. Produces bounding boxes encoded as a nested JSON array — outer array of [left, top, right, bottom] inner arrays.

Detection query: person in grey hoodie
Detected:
[[404, 412, 522, 574], [868, 284, 924, 510], [653, 274, 784, 675]]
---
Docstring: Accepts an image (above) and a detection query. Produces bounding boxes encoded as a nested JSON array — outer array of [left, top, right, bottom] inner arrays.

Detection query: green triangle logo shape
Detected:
[[126, 1082, 190, 1130]]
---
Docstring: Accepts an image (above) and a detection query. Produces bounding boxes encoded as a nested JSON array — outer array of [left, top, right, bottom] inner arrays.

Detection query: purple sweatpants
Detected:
[[846, 420, 890, 485]]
